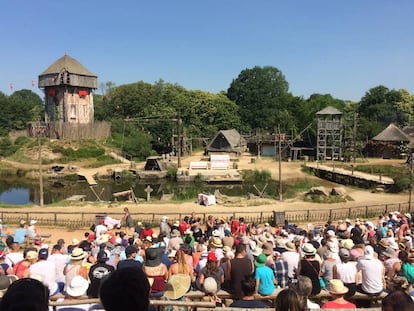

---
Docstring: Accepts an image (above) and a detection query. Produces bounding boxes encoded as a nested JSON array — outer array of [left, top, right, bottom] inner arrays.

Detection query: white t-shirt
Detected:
[[48, 253, 69, 283], [357, 257, 384, 293], [5, 252, 23, 268], [335, 262, 357, 284], [30, 260, 59, 295], [281, 251, 300, 279]]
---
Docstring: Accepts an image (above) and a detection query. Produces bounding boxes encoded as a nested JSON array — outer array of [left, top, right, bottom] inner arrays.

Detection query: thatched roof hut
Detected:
[[373, 123, 410, 142], [206, 129, 246, 155]]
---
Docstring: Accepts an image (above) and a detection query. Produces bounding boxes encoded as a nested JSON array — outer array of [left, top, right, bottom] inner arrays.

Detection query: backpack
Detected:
[[403, 262, 414, 284]]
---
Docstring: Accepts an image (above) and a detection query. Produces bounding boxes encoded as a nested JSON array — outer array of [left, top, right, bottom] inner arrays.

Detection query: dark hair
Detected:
[[275, 288, 303, 311], [382, 290, 414, 311], [399, 250, 409, 264], [0, 278, 49, 311], [184, 236, 192, 245], [100, 267, 150, 311], [240, 274, 256, 296], [235, 243, 246, 255]]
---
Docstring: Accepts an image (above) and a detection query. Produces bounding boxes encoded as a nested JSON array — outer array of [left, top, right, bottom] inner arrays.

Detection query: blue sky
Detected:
[[1, 1, 413, 101]]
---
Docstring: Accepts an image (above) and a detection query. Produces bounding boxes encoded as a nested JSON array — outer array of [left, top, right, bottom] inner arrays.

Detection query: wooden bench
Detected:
[[49, 298, 215, 311], [185, 288, 386, 306], [189, 161, 209, 170]]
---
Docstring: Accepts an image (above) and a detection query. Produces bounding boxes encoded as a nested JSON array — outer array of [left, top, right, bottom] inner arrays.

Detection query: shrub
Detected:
[[166, 166, 177, 179]]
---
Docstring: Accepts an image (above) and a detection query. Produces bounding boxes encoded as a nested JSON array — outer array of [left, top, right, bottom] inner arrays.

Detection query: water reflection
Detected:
[[0, 177, 277, 205]]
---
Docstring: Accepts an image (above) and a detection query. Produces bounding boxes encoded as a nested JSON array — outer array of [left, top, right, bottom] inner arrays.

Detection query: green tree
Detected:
[[0, 90, 43, 132], [395, 89, 414, 126], [357, 85, 405, 139], [227, 66, 290, 131], [106, 80, 241, 154]]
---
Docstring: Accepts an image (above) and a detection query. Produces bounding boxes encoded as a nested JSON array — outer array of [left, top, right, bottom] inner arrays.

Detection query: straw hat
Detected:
[[70, 247, 86, 261], [171, 229, 180, 237], [209, 237, 223, 248], [383, 247, 396, 258], [340, 239, 354, 250], [251, 246, 262, 257], [326, 230, 336, 237], [222, 246, 232, 254], [285, 241, 295, 252], [212, 229, 221, 237], [328, 279, 349, 295], [25, 250, 38, 260], [276, 239, 286, 249], [262, 242, 273, 256], [378, 239, 389, 249], [164, 274, 191, 300], [302, 243, 316, 256]]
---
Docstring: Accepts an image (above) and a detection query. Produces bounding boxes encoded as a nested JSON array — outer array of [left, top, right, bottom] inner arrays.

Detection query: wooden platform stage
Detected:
[[305, 162, 394, 188]]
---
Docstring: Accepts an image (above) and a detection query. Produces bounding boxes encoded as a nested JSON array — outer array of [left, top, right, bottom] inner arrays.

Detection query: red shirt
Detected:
[[140, 228, 154, 240], [322, 300, 356, 309], [231, 220, 239, 235]]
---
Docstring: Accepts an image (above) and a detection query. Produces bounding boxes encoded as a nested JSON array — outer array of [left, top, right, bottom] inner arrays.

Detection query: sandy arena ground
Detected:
[[0, 153, 409, 245]]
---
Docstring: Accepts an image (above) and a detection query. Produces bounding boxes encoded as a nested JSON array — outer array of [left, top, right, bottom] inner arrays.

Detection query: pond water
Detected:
[[0, 177, 278, 205]]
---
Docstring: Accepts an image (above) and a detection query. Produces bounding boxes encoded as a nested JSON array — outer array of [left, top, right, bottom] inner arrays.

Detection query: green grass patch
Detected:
[[284, 178, 319, 199], [172, 187, 199, 201], [242, 169, 272, 183], [86, 155, 120, 168]]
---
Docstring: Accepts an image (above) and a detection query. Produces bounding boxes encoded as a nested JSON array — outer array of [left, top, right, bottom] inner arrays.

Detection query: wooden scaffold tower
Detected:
[[316, 106, 343, 161]]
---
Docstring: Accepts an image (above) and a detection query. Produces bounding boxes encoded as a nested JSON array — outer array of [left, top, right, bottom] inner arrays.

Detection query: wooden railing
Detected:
[[0, 201, 409, 229]]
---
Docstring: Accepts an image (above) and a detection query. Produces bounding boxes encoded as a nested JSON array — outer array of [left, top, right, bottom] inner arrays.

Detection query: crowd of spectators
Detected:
[[0, 211, 413, 310]]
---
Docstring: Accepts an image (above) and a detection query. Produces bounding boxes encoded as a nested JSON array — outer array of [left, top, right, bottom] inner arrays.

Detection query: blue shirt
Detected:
[[14, 228, 27, 244], [255, 265, 275, 296]]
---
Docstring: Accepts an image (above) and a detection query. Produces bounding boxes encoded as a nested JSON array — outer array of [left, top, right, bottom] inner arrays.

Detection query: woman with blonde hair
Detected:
[[63, 247, 88, 294], [168, 249, 194, 282]]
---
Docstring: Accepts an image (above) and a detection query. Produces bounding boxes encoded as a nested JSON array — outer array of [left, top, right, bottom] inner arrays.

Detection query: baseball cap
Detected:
[[38, 248, 48, 259], [207, 252, 218, 262]]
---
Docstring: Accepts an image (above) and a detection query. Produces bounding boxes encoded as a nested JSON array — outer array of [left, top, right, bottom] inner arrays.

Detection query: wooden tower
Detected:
[[316, 106, 343, 161], [38, 54, 98, 125]]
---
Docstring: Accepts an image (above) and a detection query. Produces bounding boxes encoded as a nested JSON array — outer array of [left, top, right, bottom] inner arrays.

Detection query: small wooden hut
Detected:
[[205, 129, 246, 156], [371, 123, 411, 158]]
